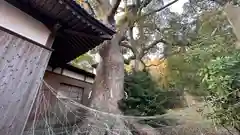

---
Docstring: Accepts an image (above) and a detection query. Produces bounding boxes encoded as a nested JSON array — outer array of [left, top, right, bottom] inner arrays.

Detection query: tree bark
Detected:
[[73, 37, 132, 135], [73, 2, 132, 131], [134, 55, 141, 72]]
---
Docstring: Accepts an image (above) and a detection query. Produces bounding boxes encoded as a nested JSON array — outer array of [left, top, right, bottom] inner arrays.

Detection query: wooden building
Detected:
[[24, 64, 96, 135], [0, 0, 114, 135]]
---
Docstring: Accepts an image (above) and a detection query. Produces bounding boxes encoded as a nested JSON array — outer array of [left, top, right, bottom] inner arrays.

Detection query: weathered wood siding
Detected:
[[0, 30, 51, 135]]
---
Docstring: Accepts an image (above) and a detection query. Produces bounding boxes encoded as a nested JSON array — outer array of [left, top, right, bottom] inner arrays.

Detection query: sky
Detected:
[[118, 0, 189, 13], [116, 0, 189, 21], [169, 0, 189, 13]]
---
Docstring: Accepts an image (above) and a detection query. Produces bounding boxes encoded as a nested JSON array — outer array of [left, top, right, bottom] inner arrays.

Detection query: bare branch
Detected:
[[87, 2, 96, 16], [140, 0, 152, 9], [79, 1, 96, 16], [142, 50, 181, 70], [96, 0, 111, 11], [140, 59, 147, 71], [124, 55, 136, 64], [120, 35, 128, 42], [95, 0, 113, 23], [137, 0, 152, 16], [108, 0, 122, 18], [138, 0, 179, 20], [95, 0, 103, 4], [136, 0, 141, 8], [142, 39, 168, 55], [120, 40, 136, 54], [155, 25, 162, 33]]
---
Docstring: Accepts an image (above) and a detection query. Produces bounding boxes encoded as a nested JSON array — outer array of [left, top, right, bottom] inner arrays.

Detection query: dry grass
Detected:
[[154, 94, 238, 135]]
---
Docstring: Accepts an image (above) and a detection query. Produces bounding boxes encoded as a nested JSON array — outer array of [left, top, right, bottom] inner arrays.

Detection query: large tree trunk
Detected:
[[73, 21, 132, 134], [71, 0, 133, 133]]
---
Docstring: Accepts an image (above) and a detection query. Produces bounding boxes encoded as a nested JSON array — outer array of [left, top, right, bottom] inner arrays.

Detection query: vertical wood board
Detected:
[[0, 30, 51, 135]]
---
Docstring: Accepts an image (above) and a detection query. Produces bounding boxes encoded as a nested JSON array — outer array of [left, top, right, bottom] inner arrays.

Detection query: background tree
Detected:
[[163, 1, 240, 133], [166, 1, 236, 95], [119, 0, 179, 71]]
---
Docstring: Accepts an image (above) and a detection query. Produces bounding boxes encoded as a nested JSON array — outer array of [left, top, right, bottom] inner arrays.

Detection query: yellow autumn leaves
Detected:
[[146, 59, 169, 88]]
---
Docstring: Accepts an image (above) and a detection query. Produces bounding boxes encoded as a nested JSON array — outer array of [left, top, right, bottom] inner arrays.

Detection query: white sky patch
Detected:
[[116, 0, 189, 16], [168, 0, 189, 14]]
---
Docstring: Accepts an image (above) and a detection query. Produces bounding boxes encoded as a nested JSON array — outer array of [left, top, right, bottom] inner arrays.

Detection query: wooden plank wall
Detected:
[[0, 30, 52, 135], [24, 71, 93, 133]]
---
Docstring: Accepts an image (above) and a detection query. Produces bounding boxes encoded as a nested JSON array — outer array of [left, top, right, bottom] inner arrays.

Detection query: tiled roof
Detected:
[[6, 0, 115, 67]]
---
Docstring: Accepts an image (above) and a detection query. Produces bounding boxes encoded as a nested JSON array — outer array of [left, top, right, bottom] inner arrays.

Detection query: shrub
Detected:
[[119, 71, 183, 127], [200, 52, 240, 131]]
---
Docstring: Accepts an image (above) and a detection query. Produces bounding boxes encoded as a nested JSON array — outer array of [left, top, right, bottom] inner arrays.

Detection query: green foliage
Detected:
[[199, 52, 240, 129], [167, 8, 236, 97], [168, 35, 234, 96], [71, 53, 95, 72], [72, 53, 94, 64], [165, 4, 240, 130], [168, 53, 208, 97], [119, 71, 182, 127]]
